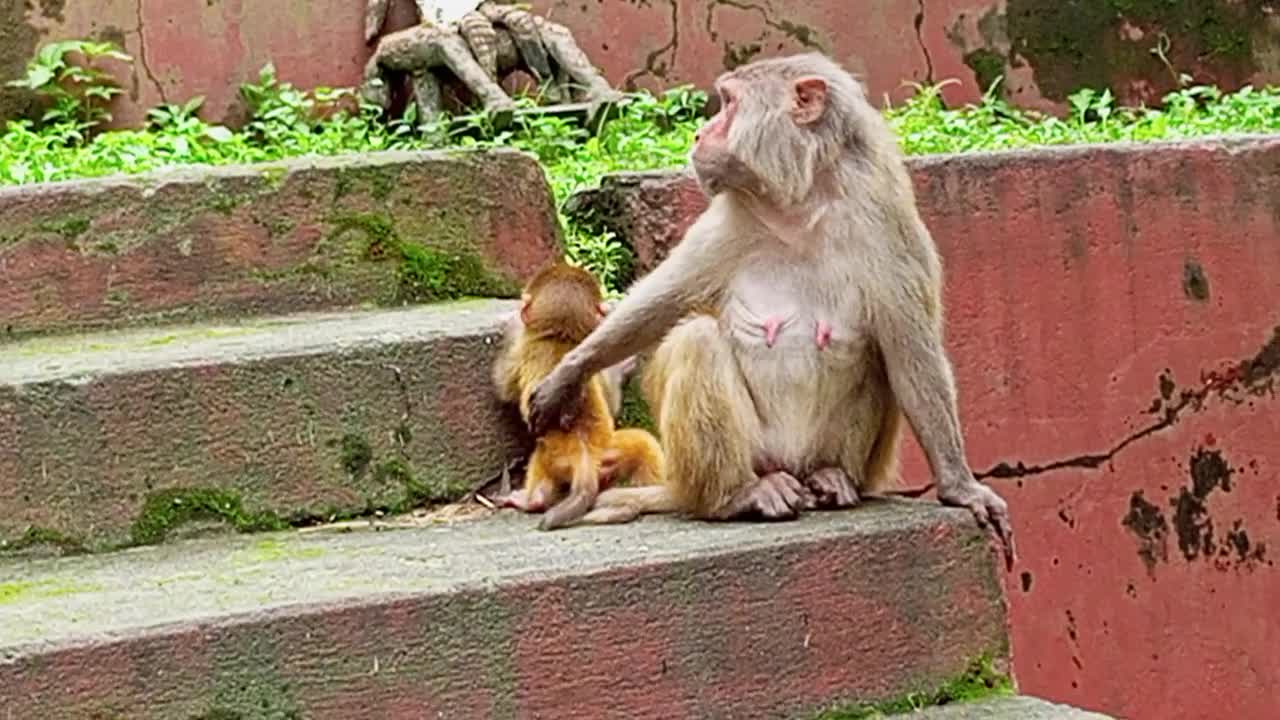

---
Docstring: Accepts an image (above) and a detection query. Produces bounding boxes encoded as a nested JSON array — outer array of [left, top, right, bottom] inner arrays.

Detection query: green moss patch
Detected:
[[808, 655, 1013, 719], [1007, 0, 1266, 100], [0, 526, 87, 556], [36, 215, 90, 240], [0, 578, 101, 605], [129, 488, 288, 546], [325, 210, 516, 303]]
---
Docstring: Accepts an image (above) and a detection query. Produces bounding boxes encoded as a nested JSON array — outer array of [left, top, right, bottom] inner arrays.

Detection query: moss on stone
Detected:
[[0, 578, 101, 605], [129, 488, 288, 546], [964, 48, 1007, 94], [1007, 0, 1265, 101], [808, 655, 1013, 719], [339, 432, 373, 477], [36, 216, 90, 240], [236, 537, 325, 563], [326, 210, 516, 303], [0, 526, 87, 556], [207, 189, 243, 216], [259, 165, 288, 189]]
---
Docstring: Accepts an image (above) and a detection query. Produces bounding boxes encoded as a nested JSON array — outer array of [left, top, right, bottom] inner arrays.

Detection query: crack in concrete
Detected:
[[914, 0, 936, 86], [134, 0, 167, 104], [382, 363, 415, 461], [977, 326, 1279, 481], [624, 0, 679, 89], [704, 0, 824, 51]]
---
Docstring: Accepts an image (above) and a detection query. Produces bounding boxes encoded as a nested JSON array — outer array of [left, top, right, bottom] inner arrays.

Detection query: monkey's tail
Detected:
[[590, 485, 680, 515], [538, 437, 600, 531]]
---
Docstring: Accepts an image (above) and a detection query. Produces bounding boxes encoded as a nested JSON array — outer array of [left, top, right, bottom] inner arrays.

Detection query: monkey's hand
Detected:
[[527, 364, 586, 436], [937, 478, 1014, 571]]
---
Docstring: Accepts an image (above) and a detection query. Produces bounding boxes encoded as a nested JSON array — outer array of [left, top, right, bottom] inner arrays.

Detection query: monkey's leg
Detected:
[[457, 11, 499, 80], [599, 428, 665, 487], [801, 467, 860, 509], [650, 317, 805, 521], [481, 5, 556, 82], [410, 71, 445, 122], [500, 452, 551, 513], [539, 443, 601, 531], [359, 55, 393, 111], [435, 31, 517, 126], [532, 17, 624, 109]]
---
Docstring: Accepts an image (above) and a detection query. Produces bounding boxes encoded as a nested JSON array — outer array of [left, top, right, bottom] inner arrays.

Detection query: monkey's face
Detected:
[[691, 78, 748, 196], [691, 70, 830, 205]]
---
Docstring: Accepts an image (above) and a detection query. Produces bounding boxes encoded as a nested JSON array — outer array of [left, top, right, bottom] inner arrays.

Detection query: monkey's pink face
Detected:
[[690, 73, 829, 199], [691, 79, 751, 196]]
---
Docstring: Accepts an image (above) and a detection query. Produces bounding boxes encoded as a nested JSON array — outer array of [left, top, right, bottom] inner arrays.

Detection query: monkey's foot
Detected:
[[499, 489, 546, 513], [712, 471, 809, 521], [802, 467, 860, 509], [938, 479, 1015, 570], [598, 450, 623, 488], [579, 505, 641, 525]]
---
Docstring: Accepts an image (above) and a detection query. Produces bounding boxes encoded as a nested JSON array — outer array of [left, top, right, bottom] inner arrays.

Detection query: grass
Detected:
[[4, 65, 1280, 291], [808, 655, 1014, 719]]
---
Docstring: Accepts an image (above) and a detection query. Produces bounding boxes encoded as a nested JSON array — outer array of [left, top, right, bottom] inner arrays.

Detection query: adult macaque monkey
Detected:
[[527, 53, 1013, 565]]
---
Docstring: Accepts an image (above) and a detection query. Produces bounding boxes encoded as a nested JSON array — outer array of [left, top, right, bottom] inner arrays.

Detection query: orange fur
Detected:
[[493, 263, 666, 530]]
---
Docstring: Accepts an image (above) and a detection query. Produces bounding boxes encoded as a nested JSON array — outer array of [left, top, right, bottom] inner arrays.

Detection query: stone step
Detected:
[[0, 149, 562, 340], [0, 299, 527, 552], [890, 695, 1115, 718], [0, 500, 1007, 720]]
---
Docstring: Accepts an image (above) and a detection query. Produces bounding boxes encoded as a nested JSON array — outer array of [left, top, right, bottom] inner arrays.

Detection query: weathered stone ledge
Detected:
[[0, 299, 526, 551], [0, 501, 1007, 719], [0, 148, 563, 340]]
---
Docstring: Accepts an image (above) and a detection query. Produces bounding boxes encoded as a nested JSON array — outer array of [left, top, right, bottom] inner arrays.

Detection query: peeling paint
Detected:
[[1121, 446, 1271, 575]]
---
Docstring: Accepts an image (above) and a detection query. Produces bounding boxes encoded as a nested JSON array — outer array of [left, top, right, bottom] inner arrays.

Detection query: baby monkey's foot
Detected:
[[802, 467, 860, 509], [713, 471, 810, 520], [499, 488, 546, 513]]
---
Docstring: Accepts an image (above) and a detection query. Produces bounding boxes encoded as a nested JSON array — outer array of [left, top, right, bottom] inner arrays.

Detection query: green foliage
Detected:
[[6, 40, 132, 134], [809, 655, 1013, 719], [886, 78, 1280, 155], [4, 52, 1280, 292]]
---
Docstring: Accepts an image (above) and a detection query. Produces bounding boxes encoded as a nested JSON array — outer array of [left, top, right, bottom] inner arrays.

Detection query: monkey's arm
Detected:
[[528, 199, 739, 435], [873, 271, 1014, 567], [491, 314, 524, 405]]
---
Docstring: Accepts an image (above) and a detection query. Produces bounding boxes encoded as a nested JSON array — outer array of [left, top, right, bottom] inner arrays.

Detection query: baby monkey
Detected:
[[492, 262, 665, 530]]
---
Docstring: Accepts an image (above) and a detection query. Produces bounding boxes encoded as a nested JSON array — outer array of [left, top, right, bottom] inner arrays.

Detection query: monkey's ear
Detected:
[[597, 302, 609, 317], [519, 293, 532, 324], [792, 76, 828, 125]]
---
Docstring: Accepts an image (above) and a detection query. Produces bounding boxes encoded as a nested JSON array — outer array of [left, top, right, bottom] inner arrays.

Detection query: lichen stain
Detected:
[[1002, 1, 1277, 103], [1122, 490, 1169, 574], [1123, 447, 1271, 575], [1182, 259, 1211, 302]]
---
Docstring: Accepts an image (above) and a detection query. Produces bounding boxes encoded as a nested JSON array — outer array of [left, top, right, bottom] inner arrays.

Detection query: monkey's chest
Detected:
[[722, 291, 866, 365]]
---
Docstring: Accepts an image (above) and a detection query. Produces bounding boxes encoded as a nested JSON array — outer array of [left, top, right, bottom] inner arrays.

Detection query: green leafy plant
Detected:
[[4, 68, 1280, 291], [6, 40, 132, 133]]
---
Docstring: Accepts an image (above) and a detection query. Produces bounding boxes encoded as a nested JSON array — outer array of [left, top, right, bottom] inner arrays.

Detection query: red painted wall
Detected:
[[571, 136, 1280, 720], [6, 1, 1280, 128]]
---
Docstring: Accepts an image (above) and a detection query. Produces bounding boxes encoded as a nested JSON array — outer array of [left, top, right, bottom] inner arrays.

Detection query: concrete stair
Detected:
[[0, 148, 1118, 719], [894, 696, 1115, 718], [4, 501, 1018, 719], [0, 299, 527, 551]]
